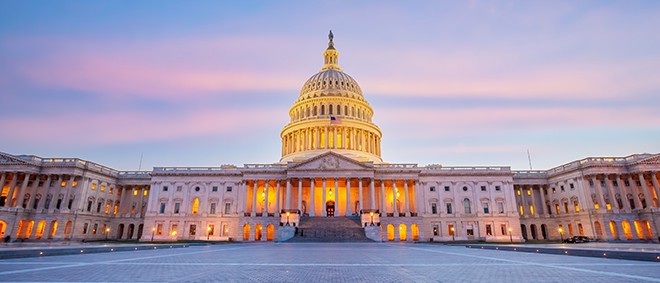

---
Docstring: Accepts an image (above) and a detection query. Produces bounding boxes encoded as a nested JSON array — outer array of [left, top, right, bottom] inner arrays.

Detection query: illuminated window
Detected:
[[578, 223, 584, 235], [113, 204, 118, 214], [92, 223, 98, 234], [498, 203, 504, 213], [448, 224, 454, 236], [209, 225, 214, 236], [101, 186, 105, 192], [519, 205, 523, 215], [72, 181, 77, 187], [433, 225, 439, 236], [486, 224, 492, 236], [552, 187, 556, 193], [157, 224, 163, 235], [102, 224, 106, 235], [82, 223, 88, 234], [133, 190, 138, 196], [517, 190, 521, 195], [568, 224, 573, 235], [105, 203, 110, 214], [594, 203, 599, 209], [555, 204, 561, 214], [574, 201, 580, 212], [172, 224, 178, 235], [530, 205, 534, 215], [61, 181, 66, 187], [223, 224, 229, 236], [191, 198, 199, 214], [109, 187, 113, 193], [144, 190, 148, 196], [92, 184, 97, 190], [527, 190, 531, 195]]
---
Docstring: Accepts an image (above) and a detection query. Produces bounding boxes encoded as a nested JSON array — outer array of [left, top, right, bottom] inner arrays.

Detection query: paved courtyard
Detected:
[[0, 243, 659, 282]]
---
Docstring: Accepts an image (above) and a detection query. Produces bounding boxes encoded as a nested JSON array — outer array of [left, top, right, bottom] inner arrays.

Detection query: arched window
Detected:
[[313, 106, 317, 116], [609, 221, 618, 239], [266, 224, 274, 241], [622, 221, 632, 239], [191, 198, 199, 214], [352, 107, 355, 116], [242, 224, 250, 240], [344, 106, 348, 115], [463, 198, 471, 214], [411, 224, 419, 241], [321, 105, 325, 115], [387, 224, 395, 241], [306, 107, 310, 117], [337, 105, 341, 115], [399, 224, 407, 241], [329, 105, 333, 115]]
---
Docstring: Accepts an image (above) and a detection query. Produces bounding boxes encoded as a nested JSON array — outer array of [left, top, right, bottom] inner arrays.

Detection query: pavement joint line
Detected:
[[0, 246, 248, 276], [410, 246, 660, 282], [1, 262, 656, 267]]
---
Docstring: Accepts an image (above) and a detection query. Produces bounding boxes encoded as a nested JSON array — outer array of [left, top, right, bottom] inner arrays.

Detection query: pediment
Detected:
[[288, 152, 373, 171], [0, 152, 36, 165], [632, 154, 660, 165]]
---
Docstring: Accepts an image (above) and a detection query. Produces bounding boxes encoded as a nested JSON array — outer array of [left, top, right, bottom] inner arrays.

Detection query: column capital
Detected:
[[346, 177, 351, 181], [322, 177, 327, 181], [334, 177, 339, 181]]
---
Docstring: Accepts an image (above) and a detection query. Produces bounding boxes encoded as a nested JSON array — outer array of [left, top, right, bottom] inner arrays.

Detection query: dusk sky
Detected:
[[1, 1, 659, 171]]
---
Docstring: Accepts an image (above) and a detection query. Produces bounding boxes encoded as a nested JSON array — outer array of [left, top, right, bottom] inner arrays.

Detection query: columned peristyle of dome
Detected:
[[280, 31, 382, 163]]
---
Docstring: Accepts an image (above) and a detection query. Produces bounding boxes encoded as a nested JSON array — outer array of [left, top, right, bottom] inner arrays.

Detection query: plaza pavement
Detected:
[[0, 242, 659, 282]]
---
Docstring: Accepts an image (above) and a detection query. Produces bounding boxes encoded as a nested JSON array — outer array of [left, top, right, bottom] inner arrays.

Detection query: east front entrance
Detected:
[[326, 201, 335, 217]]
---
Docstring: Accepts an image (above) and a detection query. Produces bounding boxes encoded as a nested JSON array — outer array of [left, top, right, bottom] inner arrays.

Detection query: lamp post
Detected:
[[451, 227, 455, 241], [207, 226, 211, 241], [286, 212, 290, 226], [509, 228, 512, 243], [105, 228, 110, 242], [151, 227, 155, 242], [370, 212, 374, 226], [559, 227, 564, 243]]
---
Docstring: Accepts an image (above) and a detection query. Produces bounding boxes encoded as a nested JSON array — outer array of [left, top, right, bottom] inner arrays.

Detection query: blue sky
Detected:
[[1, 1, 659, 171]]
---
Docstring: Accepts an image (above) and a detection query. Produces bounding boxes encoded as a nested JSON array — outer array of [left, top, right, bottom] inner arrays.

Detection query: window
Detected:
[[177, 186, 182, 192], [195, 186, 201, 192], [92, 184, 97, 190], [172, 224, 178, 235], [552, 187, 556, 193], [483, 203, 489, 214], [636, 181, 641, 186], [564, 202, 569, 213], [226, 186, 233, 192], [223, 224, 230, 236], [93, 223, 98, 234], [87, 201, 93, 212], [102, 224, 106, 234], [113, 205, 118, 214], [624, 181, 630, 187], [159, 203, 166, 213], [463, 199, 471, 214], [481, 186, 486, 191], [44, 198, 50, 209], [105, 203, 110, 214], [498, 203, 504, 213], [191, 198, 199, 214], [210, 203, 216, 214], [501, 224, 507, 235], [133, 189, 138, 196], [448, 224, 454, 236], [578, 223, 584, 235], [83, 223, 88, 234], [430, 186, 435, 192], [96, 202, 102, 213], [495, 186, 501, 191], [212, 186, 218, 192], [600, 181, 606, 187], [446, 203, 452, 214], [589, 180, 594, 186], [174, 203, 180, 214], [560, 185, 565, 191], [101, 186, 105, 192], [39, 181, 44, 187], [517, 190, 521, 195], [157, 224, 163, 235], [444, 186, 450, 192], [208, 225, 214, 236], [190, 225, 196, 236], [486, 224, 492, 236], [224, 203, 231, 214], [555, 204, 561, 214], [574, 201, 580, 212], [568, 224, 574, 235], [109, 187, 113, 193], [433, 225, 439, 236], [163, 186, 168, 192], [612, 181, 618, 187], [570, 183, 575, 189], [56, 198, 62, 209], [543, 189, 547, 195], [462, 186, 468, 192]]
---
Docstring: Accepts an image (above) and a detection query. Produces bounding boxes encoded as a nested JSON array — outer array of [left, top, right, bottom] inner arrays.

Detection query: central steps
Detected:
[[284, 216, 374, 243]]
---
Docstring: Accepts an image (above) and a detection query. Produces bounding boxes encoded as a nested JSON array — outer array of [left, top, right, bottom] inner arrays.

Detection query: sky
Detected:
[[1, 1, 659, 171]]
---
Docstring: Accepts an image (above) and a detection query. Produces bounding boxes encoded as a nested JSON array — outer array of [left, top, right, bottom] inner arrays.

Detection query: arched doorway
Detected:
[[541, 224, 547, 239], [49, 221, 57, 239], [243, 224, 250, 240], [64, 221, 72, 239], [127, 224, 135, 239], [530, 224, 537, 240], [387, 224, 394, 241], [266, 224, 274, 241], [117, 224, 125, 239], [609, 221, 618, 240], [326, 201, 335, 217], [399, 224, 407, 241], [36, 220, 46, 239], [0, 221, 6, 239], [643, 221, 652, 240], [411, 224, 419, 241], [137, 224, 144, 240], [16, 220, 25, 238], [255, 224, 262, 241], [520, 224, 528, 240], [622, 221, 632, 240], [594, 221, 603, 239]]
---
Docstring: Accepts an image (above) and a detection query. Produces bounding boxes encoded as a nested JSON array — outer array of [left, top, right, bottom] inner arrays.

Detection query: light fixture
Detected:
[[329, 189, 332, 195]]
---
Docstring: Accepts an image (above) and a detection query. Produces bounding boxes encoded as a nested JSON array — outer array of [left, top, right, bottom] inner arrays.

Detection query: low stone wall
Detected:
[[364, 226, 381, 242], [465, 244, 660, 262], [0, 244, 189, 259], [278, 226, 296, 242]]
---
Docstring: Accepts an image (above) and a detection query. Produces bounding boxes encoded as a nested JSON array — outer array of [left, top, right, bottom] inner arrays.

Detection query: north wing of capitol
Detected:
[[1, 33, 659, 243]]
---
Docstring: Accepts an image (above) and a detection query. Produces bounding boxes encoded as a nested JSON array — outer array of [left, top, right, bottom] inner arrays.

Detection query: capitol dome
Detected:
[[280, 31, 382, 163]]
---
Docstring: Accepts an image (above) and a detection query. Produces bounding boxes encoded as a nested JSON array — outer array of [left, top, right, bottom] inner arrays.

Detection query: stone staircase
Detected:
[[284, 216, 375, 243]]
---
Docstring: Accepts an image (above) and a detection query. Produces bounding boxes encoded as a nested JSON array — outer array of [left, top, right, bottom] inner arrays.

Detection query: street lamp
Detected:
[[369, 212, 375, 226], [286, 211, 290, 226], [509, 228, 512, 243], [171, 231, 177, 242], [559, 227, 564, 243], [105, 228, 110, 242], [207, 226, 211, 241], [151, 227, 156, 242], [451, 227, 455, 241]]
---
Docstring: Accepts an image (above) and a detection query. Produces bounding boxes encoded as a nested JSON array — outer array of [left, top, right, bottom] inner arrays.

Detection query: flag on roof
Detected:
[[330, 116, 342, 124]]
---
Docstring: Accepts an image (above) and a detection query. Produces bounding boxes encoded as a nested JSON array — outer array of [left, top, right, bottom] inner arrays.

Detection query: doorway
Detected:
[[326, 201, 335, 217]]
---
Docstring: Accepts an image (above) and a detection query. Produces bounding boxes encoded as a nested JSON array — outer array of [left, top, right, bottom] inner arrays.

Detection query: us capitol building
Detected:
[[1, 33, 659, 243]]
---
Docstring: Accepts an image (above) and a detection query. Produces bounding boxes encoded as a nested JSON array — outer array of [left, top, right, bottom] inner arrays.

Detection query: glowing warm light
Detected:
[[594, 204, 599, 209], [329, 189, 332, 195], [559, 228, 563, 234], [606, 204, 612, 210], [530, 205, 534, 215], [208, 226, 211, 231], [152, 227, 156, 231], [172, 231, 177, 236], [286, 212, 290, 216], [106, 228, 110, 232], [508, 228, 512, 232], [370, 212, 374, 216], [144, 190, 148, 196], [396, 192, 400, 198], [527, 190, 531, 195], [451, 227, 454, 231], [262, 192, 265, 197]]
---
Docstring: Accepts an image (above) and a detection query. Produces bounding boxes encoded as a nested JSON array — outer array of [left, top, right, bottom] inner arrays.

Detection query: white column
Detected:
[[616, 175, 631, 211], [275, 179, 281, 216], [539, 185, 547, 215], [380, 180, 386, 217], [27, 174, 41, 209], [325, 127, 329, 149], [334, 177, 339, 215], [322, 178, 327, 216], [4, 172, 18, 207], [594, 176, 606, 211], [392, 179, 398, 217], [346, 178, 352, 216], [529, 184, 537, 216], [626, 175, 642, 209], [251, 180, 258, 217], [604, 174, 618, 211], [358, 178, 363, 214], [286, 178, 291, 210], [404, 179, 410, 217], [263, 179, 269, 217], [369, 178, 375, 210], [298, 178, 303, 214], [651, 172, 660, 208], [15, 173, 31, 208], [310, 178, 315, 216]]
